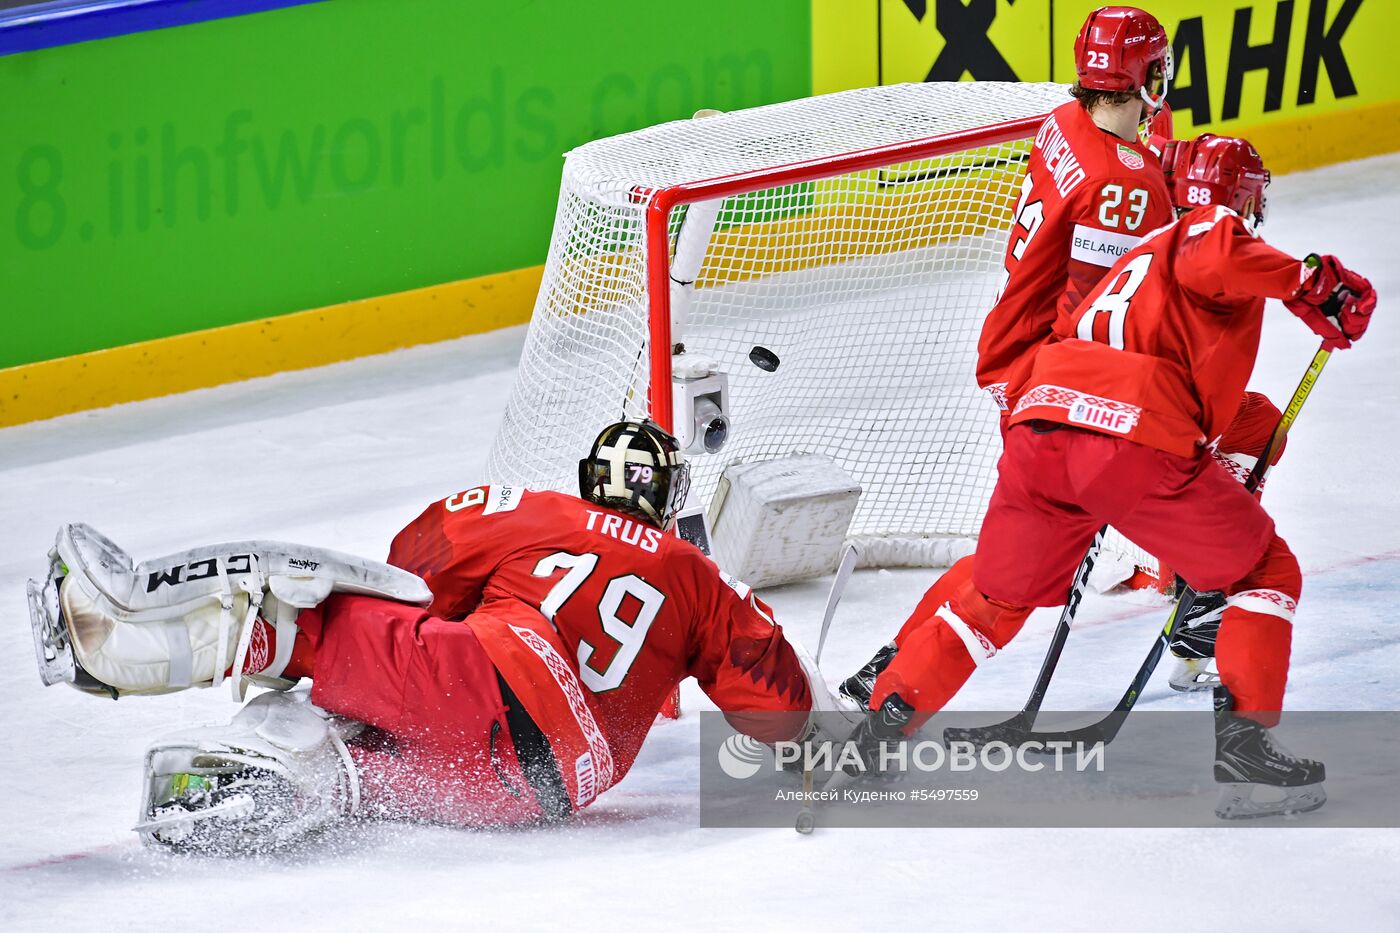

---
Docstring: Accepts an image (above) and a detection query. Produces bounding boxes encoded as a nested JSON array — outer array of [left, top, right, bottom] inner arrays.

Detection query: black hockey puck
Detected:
[[749, 345, 780, 372]]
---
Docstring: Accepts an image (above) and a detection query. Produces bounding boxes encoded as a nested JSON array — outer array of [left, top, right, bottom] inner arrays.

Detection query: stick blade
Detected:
[[815, 543, 860, 666], [942, 714, 1033, 748]]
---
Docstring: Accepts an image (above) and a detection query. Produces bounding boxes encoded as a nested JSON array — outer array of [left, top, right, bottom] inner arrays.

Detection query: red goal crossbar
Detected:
[[643, 114, 1045, 436]]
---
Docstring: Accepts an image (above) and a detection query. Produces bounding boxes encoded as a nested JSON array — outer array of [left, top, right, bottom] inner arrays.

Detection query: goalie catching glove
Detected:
[[27, 523, 431, 700], [1285, 253, 1377, 351]]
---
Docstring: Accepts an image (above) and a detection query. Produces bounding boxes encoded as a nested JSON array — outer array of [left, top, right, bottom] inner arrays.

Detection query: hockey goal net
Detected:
[[486, 81, 1162, 586]]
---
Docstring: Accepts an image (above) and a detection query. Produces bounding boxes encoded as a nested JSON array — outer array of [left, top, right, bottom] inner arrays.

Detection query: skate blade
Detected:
[[27, 570, 75, 688], [135, 792, 258, 845], [1215, 782, 1327, 820]]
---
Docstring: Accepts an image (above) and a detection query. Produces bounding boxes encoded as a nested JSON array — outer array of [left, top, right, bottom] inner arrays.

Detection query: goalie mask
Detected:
[[579, 420, 690, 530], [1163, 134, 1271, 231]]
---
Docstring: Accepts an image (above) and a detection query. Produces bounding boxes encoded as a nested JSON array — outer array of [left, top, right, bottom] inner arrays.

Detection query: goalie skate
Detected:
[[137, 690, 362, 854], [1213, 687, 1326, 821], [26, 562, 99, 695], [136, 768, 279, 850]]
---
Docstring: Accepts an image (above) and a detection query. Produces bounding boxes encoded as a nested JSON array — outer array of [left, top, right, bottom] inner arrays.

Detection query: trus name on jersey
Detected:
[[584, 510, 665, 553]]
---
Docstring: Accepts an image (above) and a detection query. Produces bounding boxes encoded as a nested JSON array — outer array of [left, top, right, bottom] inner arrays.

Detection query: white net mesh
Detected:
[[488, 82, 1080, 562]]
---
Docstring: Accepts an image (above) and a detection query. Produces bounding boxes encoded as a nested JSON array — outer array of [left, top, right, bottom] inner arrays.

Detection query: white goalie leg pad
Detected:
[[136, 690, 363, 853], [29, 523, 432, 700]]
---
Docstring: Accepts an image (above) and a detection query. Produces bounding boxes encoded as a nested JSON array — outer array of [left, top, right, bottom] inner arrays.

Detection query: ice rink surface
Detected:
[[2, 154, 1398, 932]]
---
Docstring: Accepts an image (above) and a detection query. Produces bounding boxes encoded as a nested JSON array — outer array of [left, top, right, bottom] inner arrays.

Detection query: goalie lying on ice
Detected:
[[28, 419, 819, 852]]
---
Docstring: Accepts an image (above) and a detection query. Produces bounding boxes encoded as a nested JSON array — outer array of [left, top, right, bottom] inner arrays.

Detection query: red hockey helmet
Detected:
[[1075, 6, 1173, 112], [1162, 134, 1271, 229]]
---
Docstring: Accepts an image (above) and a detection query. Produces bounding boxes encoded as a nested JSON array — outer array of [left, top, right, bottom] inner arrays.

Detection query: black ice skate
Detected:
[[1168, 591, 1225, 692], [838, 642, 897, 711], [1213, 687, 1326, 820], [843, 692, 914, 777]]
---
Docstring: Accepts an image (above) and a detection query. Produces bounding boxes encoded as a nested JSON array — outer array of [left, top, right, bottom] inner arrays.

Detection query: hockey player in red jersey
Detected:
[[848, 134, 1376, 818], [27, 420, 816, 850], [976, 5, 1174, 411], [842, 6, 1266, 708]]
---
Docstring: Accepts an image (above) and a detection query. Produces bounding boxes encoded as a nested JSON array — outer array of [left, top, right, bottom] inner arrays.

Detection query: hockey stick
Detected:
[[955, 344, 1331, 749], [1030, 343, 1332, 746], [796, 543, 861, 835], [942, 526, 1107, 747], [815, 543, 861, 666], [795, 765, 817, 835]]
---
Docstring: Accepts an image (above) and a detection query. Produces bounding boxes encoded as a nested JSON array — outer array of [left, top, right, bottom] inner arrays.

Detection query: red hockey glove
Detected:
[[1284, 254, 1377, 351]]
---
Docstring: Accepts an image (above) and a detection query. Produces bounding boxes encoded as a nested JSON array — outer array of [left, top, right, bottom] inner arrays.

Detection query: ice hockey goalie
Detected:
[[28, 419, 822, 852]]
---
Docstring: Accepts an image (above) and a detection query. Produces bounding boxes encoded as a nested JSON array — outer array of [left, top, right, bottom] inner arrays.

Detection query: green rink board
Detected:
[[0, 0, 812, 369]]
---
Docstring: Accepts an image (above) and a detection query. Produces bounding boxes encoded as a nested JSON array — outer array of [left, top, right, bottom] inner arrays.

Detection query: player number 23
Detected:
[[1098, 184, 1149, 231], [532, 551, 665, 692]]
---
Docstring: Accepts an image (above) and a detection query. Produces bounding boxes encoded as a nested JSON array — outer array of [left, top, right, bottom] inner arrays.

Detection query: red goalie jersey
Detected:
[[1008, 205, 1311, 456], [386, 486, 812, 788], [977, 100, 1172, 404]]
